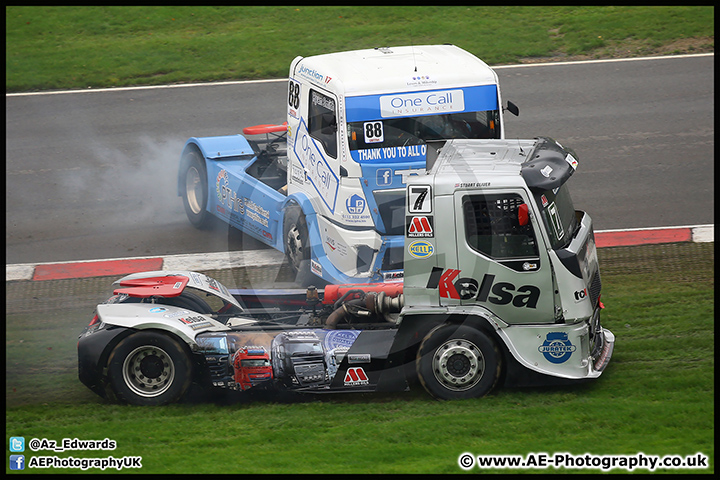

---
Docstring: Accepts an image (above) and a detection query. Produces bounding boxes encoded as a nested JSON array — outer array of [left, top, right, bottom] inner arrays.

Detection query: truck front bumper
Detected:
[[496, 315, 615, 381], [592, 328, 615, 373]]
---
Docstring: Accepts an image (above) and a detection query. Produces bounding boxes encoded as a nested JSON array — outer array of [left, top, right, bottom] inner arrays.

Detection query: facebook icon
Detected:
[[376, 168, 393, 186], [10, 455, 25, 470]]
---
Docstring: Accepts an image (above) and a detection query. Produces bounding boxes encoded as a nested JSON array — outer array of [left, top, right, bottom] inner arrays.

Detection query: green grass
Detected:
[[5, 243, 714, 473], [5, 6, 714, 92]]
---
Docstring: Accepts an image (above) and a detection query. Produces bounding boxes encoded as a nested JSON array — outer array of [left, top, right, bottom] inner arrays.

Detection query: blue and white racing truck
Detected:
[[178, 45, 518, 285]]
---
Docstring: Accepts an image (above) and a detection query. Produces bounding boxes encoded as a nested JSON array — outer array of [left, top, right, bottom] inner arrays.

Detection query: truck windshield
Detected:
[[241, 359, 270, 367], [347, 110, 500, 153], [533, 184, 579, 250]]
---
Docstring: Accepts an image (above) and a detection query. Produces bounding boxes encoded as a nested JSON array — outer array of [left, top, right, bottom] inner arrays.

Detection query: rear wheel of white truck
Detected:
[[181, 146, 213, 229], [416, 324, 501, 400], [107, 331, 193, 406]]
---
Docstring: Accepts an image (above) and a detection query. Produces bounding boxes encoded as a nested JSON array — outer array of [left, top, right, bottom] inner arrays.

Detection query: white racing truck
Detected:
[[81, 137, 615, 404], [178, 44, 518, 285]]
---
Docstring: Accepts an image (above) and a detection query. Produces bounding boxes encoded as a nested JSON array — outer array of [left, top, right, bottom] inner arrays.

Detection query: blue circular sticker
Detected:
[[538, 332, 577, 364]]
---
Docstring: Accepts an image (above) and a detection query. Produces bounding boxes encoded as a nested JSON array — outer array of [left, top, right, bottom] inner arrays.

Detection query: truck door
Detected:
[[289, 84, 341, 214], [451, 190, 555, 324]]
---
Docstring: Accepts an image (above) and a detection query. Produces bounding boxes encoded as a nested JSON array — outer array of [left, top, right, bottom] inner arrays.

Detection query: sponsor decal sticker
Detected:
[[565, 153, 579, 170], [342, 193, 372, 224], [348, 354, 371, 364], [426, 268, 541, 308], [408, 240, 434, 259], [407, 185, 432, 213], [346, 194, 366, 214], [149, 307, 168, 314], [351, 145, 427, 163], [574, 288, 588, 302], [292, 119, 340, 213], [455, 181, 490, 189], [179, 316, 214, 331], [297, 64, 331, 84], [216, 169, 244, 214], [344, 367, 369, 386], [406, 215, 434, 238], [547, 202, 564, 239], [379, 89, 465, 118], [538, 332, 577, 364], [383, 271, 404, 283], [376, 168, 392, 186], [363, 121, 384, 144], [324, 330, 361, 351], [243, 197, 270, 228], [311, 259, 322, 277]]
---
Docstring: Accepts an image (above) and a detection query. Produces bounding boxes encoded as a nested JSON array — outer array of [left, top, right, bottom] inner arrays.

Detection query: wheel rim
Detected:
[[185, 166, 203, 215], [432, 338, 485, 392], [285, 224, 304, 270], [122, 345, 175, 398]]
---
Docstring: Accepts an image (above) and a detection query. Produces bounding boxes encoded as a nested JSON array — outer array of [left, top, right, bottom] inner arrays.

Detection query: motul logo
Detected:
[[344, 367, 369, 386], [406, 216, 434, 238]]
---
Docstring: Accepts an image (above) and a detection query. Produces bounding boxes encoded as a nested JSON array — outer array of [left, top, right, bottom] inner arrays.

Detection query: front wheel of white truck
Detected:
[[283, 205, 314, 286], [416, 324, 501, 400]]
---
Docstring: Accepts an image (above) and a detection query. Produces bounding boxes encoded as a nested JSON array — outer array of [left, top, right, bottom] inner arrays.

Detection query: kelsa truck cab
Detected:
[[80, 137, 614, 404], [400, 137, 614, 397], [178, 45, 518, 285]]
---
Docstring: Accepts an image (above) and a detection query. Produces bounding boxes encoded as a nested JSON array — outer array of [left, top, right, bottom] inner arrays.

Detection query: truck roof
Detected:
[[293, 45, 499, 97], [428, 138, 578, 195]]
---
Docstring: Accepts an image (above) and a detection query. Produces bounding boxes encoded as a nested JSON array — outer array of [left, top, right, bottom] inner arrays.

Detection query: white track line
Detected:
[[6, 53, 713, 97], [5, 225, 714, 282]]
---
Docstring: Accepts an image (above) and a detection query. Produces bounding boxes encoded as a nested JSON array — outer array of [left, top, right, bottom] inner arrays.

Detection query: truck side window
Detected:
[[463, 194, 538, 259], [308, 89, 337, 158]]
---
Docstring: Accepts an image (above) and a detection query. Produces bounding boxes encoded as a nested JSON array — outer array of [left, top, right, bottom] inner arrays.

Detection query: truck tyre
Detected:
[[107, 331, 193, 406], [416, 324, 500, 400], [283, 206, 313, 285], [181, 146, 213, 229]]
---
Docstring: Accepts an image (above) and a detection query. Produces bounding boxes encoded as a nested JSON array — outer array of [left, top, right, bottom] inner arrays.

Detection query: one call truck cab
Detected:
[[179, 45, 517, 285]]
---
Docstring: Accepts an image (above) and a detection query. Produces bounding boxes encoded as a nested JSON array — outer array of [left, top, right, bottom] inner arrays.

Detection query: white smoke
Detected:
[[59, 134, 188, 228]]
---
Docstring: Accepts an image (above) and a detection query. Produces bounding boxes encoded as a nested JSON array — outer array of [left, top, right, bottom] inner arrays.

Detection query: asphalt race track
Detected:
[[6, 54, 714, 266]]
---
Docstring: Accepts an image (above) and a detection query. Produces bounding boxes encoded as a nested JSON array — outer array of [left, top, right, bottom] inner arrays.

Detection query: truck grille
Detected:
[[589, 270, 602, 306], [381, 246, 404, 271], [204, 354, 229, 381], [373, 190, 405, 235]]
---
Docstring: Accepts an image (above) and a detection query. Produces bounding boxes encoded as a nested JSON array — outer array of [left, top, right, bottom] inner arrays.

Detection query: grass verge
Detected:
[[6, 6, 714, 92]]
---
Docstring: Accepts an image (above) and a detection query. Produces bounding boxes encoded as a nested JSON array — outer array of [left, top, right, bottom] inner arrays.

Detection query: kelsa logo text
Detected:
[[426, 267, 540, 308]]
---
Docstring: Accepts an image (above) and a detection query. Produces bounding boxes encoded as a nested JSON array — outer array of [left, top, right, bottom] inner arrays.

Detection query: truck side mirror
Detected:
[[518, 203, 529, 226], [506, 101, 519, 117]]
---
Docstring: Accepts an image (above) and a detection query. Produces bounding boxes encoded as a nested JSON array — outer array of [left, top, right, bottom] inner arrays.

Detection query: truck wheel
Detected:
[[416, 324, 500, 400], [283, 206, 313, 285], [107, 331, 193, 406], [181, 146, 213, 229]]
